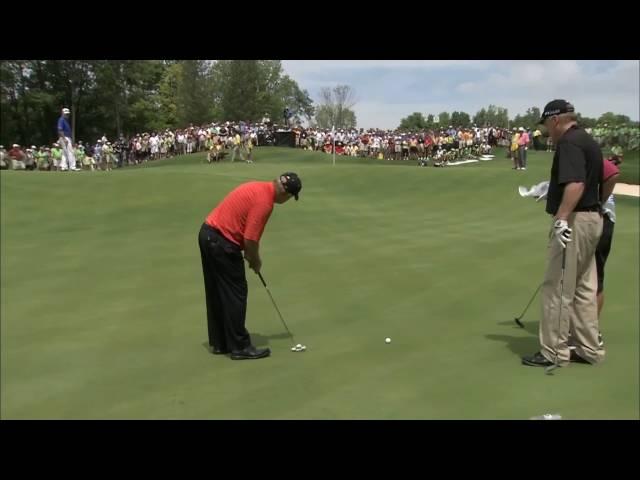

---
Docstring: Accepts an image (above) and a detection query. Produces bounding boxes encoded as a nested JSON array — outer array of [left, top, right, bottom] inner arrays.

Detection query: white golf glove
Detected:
[[553, 219, 572, 248]]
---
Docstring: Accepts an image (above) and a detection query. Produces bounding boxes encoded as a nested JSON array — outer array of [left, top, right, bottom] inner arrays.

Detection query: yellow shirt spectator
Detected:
[[511, 133, 520, 151]]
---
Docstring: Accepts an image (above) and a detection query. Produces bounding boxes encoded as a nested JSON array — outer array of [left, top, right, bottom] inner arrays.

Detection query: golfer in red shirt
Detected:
[[198, 172, 302, 360]]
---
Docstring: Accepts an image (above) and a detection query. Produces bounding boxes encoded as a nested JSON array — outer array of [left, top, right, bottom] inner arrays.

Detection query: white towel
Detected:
[[518, 181, 549, 202]]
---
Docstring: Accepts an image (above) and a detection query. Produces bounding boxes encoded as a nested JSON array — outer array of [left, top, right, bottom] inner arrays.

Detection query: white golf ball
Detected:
[[296, 344, 302, 349], [385, 337, 391, 344], [301, 345, 306, 351], [291, 347, 297, 352]]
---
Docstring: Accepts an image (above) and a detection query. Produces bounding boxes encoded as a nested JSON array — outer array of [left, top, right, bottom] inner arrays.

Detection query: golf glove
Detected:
[[553, 219, 572, 248]]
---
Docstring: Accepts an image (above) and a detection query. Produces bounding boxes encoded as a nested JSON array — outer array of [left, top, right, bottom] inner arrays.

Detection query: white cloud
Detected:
[[282, 60, 639, 128], [455, 60, 639, 119], [456, 82, 476, 93]]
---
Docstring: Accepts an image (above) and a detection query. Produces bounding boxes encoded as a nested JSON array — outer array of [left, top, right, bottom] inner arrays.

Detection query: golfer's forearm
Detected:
[[244, 240, 260, 264], [601, 175, 619, 202], [556, 182, 585, 220]]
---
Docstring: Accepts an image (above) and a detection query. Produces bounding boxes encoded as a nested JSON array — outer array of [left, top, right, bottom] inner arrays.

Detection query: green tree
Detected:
[[156, 61, 181, 129], [277, 74, 315, 123], [398, 112, 427, 131], [473, 108, 487, 127], [425, 114, 436, 129], [176, 60, 212, 126], [221, 60, 261, 122], [451, 111, 471, 128], [438, 111, 451, 127], [597, 112, 632, 126], [576, 113, 597, 129], [485, 105, 509, 128], [512, 106, 542, 131]]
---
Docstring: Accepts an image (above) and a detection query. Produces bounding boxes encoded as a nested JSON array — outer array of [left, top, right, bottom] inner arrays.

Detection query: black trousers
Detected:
[[198, 223, 251, 352], [595, 215, 614, 294]]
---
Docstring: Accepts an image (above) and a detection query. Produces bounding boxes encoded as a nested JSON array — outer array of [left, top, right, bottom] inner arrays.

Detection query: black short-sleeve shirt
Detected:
[[545, 126, 603, 215]]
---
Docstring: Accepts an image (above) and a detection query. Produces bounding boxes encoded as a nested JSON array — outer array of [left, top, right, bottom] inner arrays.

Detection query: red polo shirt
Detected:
[[205, 181, 275, 249], [603, 158, 620, 182]]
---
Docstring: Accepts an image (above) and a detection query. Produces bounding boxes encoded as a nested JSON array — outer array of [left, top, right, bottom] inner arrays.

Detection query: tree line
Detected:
[[0, 60, 325, 146], [398, 105, 638, 133]]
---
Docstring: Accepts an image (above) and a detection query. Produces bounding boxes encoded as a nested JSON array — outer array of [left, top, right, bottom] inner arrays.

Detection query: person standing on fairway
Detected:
[[198, 172, 302, 360], [57, 107, 80, 171], [522, 100, 604, 368], [595, 154, 621, 342]]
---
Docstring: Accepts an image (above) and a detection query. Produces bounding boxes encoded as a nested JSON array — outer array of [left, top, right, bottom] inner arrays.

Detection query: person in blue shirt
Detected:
[[57, 107, 80, 171]]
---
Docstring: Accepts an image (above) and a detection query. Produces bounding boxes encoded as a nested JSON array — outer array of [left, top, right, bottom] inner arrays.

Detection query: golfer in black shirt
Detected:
[[522, 100, 605, 369]]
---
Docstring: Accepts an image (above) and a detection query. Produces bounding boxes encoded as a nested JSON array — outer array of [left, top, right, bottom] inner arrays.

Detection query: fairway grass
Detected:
[[1, 148, 638, 419]]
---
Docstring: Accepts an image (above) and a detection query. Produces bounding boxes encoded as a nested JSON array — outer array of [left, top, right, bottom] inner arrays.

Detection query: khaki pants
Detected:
[[230, 146, 246, 162], [540, 212, 604, 366]]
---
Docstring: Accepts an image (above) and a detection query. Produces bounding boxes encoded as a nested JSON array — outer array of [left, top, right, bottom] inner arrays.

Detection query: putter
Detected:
[[545, 248, 566, 375], [514, 283, 543, 328], [257, 271, 296, 345]]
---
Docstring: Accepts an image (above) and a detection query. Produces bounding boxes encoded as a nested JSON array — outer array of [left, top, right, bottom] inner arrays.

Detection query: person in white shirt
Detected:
[[198, 129, 207, 152], [150, 134, 159, 160], [372, 136, 381, 156], [177, 132, 185, 155], [315, 131, 324, 151], [186, 132, 194, 154]]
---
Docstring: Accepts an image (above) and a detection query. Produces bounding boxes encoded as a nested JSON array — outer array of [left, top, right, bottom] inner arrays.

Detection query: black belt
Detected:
[[203, 223, 242, 253], [574, 206, 601, 212]]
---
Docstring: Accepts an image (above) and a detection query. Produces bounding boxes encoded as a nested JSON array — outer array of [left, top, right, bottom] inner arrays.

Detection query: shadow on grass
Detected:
[[485, 334, 540, 358], [487, 319, 539, 357], [201, 332, 290, 353], [497, 319, 538, 335], [250, 332, 291, 347]]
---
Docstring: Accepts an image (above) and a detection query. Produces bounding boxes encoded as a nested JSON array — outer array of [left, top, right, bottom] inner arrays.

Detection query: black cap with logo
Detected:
[[280, 172, 302, 200], [538, 99, 575, 124]]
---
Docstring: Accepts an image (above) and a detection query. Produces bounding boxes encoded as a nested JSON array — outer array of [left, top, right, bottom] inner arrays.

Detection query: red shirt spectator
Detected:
[[603, 156, 620, 182], [8, 145, 25, 160]]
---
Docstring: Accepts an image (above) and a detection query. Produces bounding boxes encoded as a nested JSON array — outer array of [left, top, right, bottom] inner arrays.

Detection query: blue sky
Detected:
[[281, 61, 639, 129]]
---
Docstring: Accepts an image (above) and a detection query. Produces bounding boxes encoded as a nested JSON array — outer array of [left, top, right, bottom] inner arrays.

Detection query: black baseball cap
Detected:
[[538, 99, 575, 124], [280, 172, 302, 200]]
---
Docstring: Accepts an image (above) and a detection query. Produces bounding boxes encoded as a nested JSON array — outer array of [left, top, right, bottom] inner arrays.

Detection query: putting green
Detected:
[[1, 147, 638, 419]]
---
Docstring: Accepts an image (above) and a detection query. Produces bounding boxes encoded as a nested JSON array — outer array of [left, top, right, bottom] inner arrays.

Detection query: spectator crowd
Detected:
[[0, 120, 279, 171], [1, 116, 634, 172]]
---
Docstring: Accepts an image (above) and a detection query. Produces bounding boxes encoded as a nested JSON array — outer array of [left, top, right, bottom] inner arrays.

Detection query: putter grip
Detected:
[[258, 272, 267, 287]]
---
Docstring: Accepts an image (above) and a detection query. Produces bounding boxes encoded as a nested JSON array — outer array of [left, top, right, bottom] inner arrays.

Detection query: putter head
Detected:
[[514, 317, 525, 328], [544, 364, 559, 375]]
